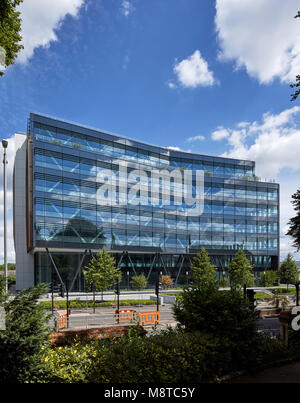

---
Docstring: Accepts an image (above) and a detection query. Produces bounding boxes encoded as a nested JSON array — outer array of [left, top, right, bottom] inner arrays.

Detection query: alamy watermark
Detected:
[[95, 161, 205, 217], [291, 306, 300, 331]]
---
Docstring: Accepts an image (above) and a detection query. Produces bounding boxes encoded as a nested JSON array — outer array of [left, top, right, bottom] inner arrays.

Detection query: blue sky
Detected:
[[0, 0, 300, 262]]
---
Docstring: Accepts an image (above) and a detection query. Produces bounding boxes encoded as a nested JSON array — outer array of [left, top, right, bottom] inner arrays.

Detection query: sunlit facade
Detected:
[[14, 113, 280, 290]]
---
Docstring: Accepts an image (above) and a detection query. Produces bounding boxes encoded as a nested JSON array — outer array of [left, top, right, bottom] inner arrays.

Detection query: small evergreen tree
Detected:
[[278, 253, 299, 288], [259, 270, 278, 287], [0, 284, 52, 383], [228, 250, 254, 289], [84, 248, 121, 298], [190, 248, 217, 290]]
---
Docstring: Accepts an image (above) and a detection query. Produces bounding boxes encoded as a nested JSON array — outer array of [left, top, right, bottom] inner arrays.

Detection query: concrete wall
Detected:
[[14, 134, 34, 290]]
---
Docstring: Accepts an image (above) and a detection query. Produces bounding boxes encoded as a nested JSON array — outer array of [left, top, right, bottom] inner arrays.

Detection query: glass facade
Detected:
[[28, 113, 280, 288]]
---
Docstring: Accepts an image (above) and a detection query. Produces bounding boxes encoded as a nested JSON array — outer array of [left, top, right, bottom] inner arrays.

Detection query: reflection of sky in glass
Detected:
[[32, 122, 279, 253]]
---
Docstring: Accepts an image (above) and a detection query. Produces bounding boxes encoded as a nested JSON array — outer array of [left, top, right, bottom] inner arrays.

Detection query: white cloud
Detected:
[[216, 106, 300, 178], [121, 0, 134, 17], [167, 81, 176, 89], [172, 50, 216, 88], [211, 127, 230, 141], [211, 106, 300, 260], [186, 135, 205, 142], [215, 0, 300, 83], [16, 0, 85, 64]]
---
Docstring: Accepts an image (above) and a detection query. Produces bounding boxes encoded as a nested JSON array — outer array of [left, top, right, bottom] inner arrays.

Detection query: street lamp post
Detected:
[[2, 140, 8, 294]]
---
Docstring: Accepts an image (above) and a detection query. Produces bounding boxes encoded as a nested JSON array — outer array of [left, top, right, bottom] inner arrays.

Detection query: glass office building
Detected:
[[14, 113, 279, 290]]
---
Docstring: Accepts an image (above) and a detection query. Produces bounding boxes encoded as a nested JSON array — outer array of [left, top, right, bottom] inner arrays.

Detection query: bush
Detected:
[[130, 274, 148, 290], [43, 327, 236, 383], [0, 284, 53, 383], [43, 325, 291, 383], [219, 277, 230, 288], [160, 275, 173, 289], [258, 271, 278, 287], [39, 299, 155, 310], [173, 286, 259, 342]]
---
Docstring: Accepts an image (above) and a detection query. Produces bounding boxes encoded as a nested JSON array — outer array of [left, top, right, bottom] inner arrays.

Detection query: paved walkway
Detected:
[[229, 361, 300, 383]]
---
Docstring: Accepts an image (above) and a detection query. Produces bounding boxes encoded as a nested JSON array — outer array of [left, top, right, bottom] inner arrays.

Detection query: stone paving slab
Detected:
[[228, 361, 300, 383]]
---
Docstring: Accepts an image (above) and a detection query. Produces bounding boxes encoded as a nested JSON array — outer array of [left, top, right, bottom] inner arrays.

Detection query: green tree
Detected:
[[173, 286, 259, 343], [290, 11, 300, 101], [130, 274, 148, 291], [259, 270, 278, 287], [0, 284, 52, 383], [278, 253, 299, 288], [190, 248, 217, 290], [84, 248, 121, 297], [228, 249, 254, 289], [286, 189, 300, 250], [0, 0, 24, 76]]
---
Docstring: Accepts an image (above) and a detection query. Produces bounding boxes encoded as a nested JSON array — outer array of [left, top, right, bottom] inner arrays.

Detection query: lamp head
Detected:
[[2, 139, 8, 149]]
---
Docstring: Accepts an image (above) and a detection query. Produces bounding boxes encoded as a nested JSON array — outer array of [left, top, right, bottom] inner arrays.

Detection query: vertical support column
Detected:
[[69, 249, 88, 292]]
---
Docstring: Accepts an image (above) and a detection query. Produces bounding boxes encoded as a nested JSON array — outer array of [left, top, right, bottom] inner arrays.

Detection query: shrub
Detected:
[[160, 275, 173, 289], [43, 325, 290, 383], [130, 274, 148, 290], [219, 277, 230, 288], [44, 327, 235, 383], [173, 286, 259, 342], [0, 284, 53, 383], [258, 271, 278, 287]]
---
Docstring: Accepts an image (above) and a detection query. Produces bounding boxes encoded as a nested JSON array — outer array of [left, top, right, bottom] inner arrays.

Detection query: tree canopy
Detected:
[[278, 253, 299, 286], [228, 249, 254, 288], [0, 0, 24, 76], [290, 11, 300, 101], [286, 189, 300, 251], [83, 248, 121, 293], [190, 248, 217, 290]]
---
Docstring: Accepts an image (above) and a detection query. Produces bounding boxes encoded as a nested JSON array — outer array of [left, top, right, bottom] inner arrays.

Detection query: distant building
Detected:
[[14, 113, 280, 291]]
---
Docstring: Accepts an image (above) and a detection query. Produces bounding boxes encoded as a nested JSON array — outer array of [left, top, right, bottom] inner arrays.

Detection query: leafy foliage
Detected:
[[218, 276, 230, 288], [278, 253, 299, 286], [290, 11, 300, 101], [173, 286, 259, 342], [286, 189, 300, 250], [258, 270, 278, 287], [270, 289, 289, 309], [160, 275, 173, 289], [130, 274, 148, 290], [0, 284, 53, 383], [0, 0, 24, 76], [228, 249, 254, 288], [190, 248, 217, 289], [42, 327, 249, 383], [43, 324, 293, 383], [0, 262, 16, 271], [84, 248, 121, 293]]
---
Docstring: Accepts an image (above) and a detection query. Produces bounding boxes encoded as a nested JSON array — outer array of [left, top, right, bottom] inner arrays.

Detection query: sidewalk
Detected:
[[228, 361, 300, 383]]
